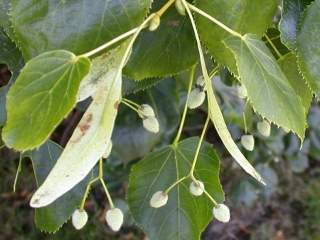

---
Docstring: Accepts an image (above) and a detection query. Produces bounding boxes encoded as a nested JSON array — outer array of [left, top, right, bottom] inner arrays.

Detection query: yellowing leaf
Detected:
[[30, 46, 125, 208]]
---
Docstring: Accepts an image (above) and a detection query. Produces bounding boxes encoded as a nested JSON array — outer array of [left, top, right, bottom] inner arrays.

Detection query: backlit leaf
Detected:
[[3, 50, 91, 151], [225, 34, 306, 139]]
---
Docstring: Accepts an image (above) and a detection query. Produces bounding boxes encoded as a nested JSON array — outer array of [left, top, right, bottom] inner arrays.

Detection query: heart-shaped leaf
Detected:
[[225, 34, 306, 140], [128, 137, 224, 240], [297, 0, 320, 96], [3, 50, 91, 151], [10, 0, 152, 59], [195, 0, 277, 73], [30, 45, 124, 208]]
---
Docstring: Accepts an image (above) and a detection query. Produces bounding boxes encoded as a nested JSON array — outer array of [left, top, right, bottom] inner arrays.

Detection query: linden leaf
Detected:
[[128, 137, 224, 240], [124, 0, 197, 80], [3, 50, 91, 151], [10, 0, 152, 59], [278, 53, 313, 113], [195, 0, 277, 73], [297, 0, 320, 96], [279, 0, 313, 50], [225, 34, 306, 139], [30, 45, 125, 208]]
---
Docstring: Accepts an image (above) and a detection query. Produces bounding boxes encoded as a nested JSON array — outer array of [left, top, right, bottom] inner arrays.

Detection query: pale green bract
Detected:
[[206, 82, 264, 183], [224, 34, 306, 140], [3, 50, 91, 151], [184, 2, 264, 184], [77, 51, 122, 102], [30, 45, 125, 208]]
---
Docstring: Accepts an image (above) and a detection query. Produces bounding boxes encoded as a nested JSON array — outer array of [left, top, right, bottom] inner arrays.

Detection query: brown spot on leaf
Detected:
[[114, 100, 120, 110], [78, 113, 93, 133]]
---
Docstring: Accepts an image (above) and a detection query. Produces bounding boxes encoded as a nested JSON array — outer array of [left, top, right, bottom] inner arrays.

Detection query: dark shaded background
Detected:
[[1, 63, 320, 240]]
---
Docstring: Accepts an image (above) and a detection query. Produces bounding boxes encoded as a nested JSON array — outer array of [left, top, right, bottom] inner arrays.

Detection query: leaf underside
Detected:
[[225, 34, 306, 140], [278, 53, 313, 113]]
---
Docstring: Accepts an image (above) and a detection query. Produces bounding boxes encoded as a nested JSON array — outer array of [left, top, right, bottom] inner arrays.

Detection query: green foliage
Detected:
[[128, 137, 224, 240], [278, 53, 313, 112], [225, 34, 306, 140], [3, 50, 91, 151], [24, 140, 91, 233], [10, 0, 152, 59], [1, 0, 320, 238], [0, 29, 21, 71], [0, 87, 7, 126], [113, 79, 180, 164], [0, 0, 14, 37], [30, 45, 124, 208], [279, 0, 313, 50], [124, 0, 197, 80], [195, 0, 277, 73], [297, 0, 320, 96]]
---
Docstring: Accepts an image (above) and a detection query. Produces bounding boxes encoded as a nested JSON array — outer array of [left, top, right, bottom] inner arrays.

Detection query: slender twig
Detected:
[[173, 65, 196, 146], [187, 3, 242, 38], [189, 115, 210, 178], [13, 154, 23, 192], [100, 179, 114, 208], [122, 98, 140, 108], [82, 0, 176, 58], [165, 175, 189, 194], [80, 159, 115, 209], [156, 0, 175, 17], [121, 100, 140, 114], [242, 112, 248, 134], [265, 34, 282, 58], [204, 189, 218, 206], [82, 28, 138, 58]]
